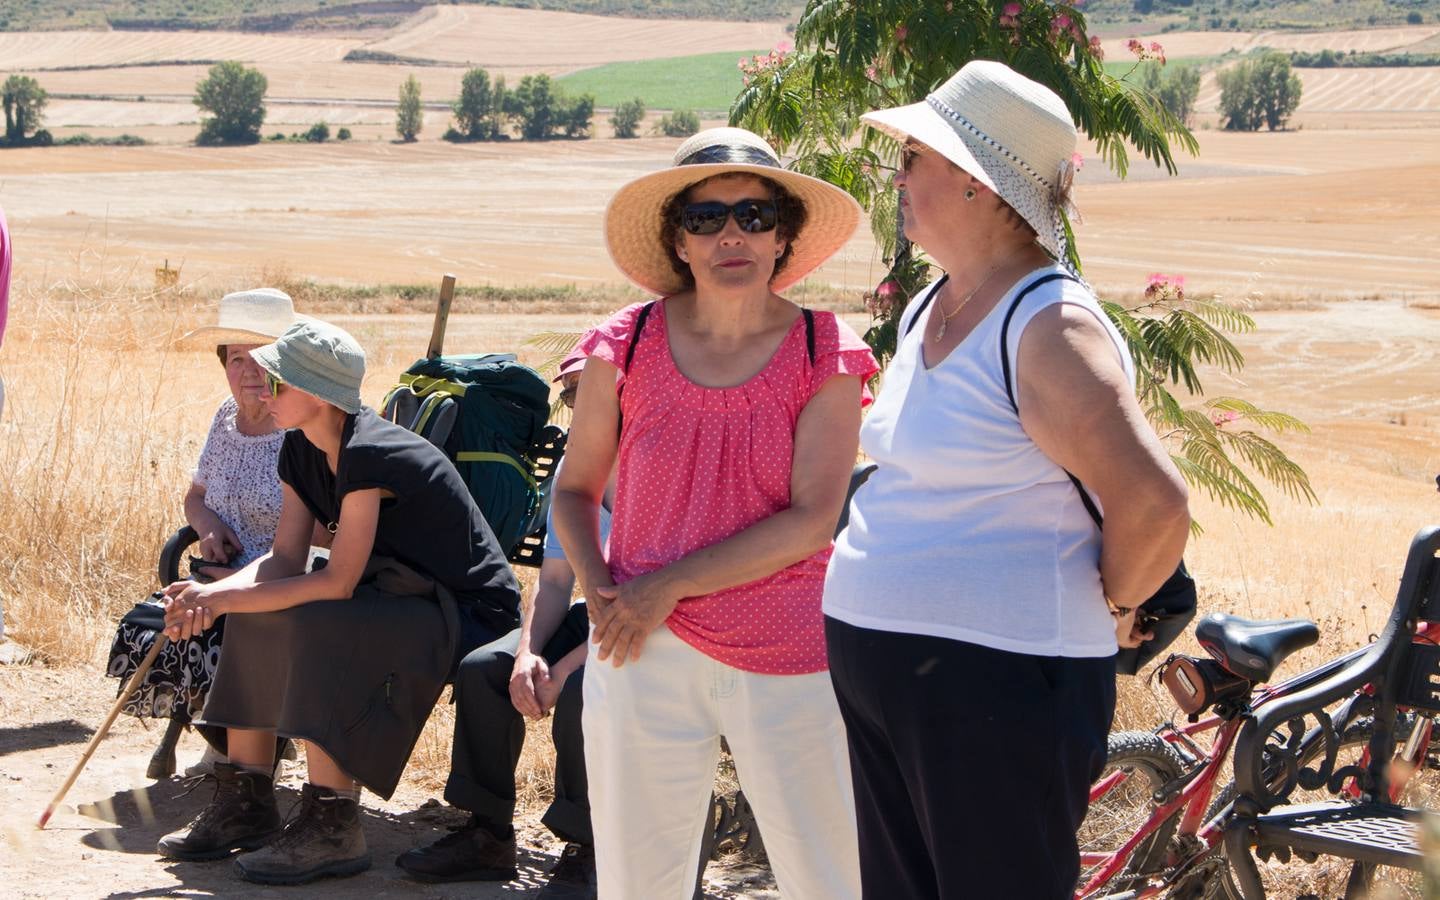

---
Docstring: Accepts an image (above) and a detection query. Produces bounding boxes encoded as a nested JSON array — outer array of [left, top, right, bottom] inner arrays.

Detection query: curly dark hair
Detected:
[[658, 173, 808, 291]]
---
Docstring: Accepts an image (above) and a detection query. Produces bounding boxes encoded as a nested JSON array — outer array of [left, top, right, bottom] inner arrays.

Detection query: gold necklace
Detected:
[[934, 248, 1029, 342]]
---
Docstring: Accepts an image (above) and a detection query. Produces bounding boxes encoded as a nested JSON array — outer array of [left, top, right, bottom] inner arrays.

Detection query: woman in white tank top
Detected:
[[821, 62, 1191, 899]]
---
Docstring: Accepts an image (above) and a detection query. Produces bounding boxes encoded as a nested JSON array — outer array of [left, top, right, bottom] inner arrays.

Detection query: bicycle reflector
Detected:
[[1161, 656, 1251, 720]]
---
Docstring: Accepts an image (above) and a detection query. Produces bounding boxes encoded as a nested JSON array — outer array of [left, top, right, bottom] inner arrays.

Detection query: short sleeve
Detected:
[[573, 300, 656, 388], [808, 312, 880, 408], [192, 399, 233, 489], [540, 501, 566, 562]]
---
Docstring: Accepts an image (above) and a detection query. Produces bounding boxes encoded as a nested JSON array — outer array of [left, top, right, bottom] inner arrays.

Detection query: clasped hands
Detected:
[[159, 581, 225, 642], [586, 570, 682, 668]]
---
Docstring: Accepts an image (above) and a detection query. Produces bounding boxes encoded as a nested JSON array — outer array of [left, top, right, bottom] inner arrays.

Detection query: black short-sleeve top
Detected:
[[277, 407, 521, 635]]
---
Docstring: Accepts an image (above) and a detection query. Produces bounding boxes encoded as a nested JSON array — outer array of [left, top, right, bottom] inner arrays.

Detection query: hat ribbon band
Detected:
[[677, 144, 781, 168], [924, 95, 1052, 190]]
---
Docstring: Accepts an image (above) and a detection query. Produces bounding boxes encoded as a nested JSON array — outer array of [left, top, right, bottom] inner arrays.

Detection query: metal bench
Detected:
[[1223, 525, 1440, 897]]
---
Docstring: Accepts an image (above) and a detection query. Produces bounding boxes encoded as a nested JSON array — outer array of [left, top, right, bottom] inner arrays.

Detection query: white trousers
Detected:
[[582, 626, 860, 900]]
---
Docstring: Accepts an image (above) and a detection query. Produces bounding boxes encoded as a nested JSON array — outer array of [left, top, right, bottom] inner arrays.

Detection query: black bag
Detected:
[[907, 273, 1197, 675]]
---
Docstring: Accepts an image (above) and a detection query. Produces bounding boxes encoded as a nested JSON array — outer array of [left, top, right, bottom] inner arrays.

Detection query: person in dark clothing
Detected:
[[398, 356, 610, 899], [155, 319, 521, 886]]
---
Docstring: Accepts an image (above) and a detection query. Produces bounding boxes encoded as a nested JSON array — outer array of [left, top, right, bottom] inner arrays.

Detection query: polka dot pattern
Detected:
[[577, 301, 879, 674], [192, 397, 285, 568]]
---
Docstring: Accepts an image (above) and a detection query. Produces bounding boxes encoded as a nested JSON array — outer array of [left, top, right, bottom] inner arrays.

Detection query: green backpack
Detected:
[[381, 354, 554, 556]]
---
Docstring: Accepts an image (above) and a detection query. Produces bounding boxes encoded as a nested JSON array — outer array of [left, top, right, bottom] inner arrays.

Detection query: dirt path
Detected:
[[0, 667, 775, 898]]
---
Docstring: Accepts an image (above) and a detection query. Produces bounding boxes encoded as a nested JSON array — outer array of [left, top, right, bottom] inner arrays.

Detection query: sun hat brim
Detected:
[[604, 162, 862, 297], [178, 313, 316, 348], [250, 338, 363, 415], [861, 103, 1064, 260]]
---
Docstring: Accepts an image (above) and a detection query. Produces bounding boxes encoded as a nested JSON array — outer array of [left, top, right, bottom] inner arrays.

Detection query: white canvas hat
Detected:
[[604, 127, 861, 296], [179, 287, 308, 347], [861, 60, 1079, 261]]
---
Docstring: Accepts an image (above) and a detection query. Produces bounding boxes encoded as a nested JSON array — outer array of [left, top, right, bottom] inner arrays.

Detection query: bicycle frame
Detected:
[[1078, 621, 1440, 899]]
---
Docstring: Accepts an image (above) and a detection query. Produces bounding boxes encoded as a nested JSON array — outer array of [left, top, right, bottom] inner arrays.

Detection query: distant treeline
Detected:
[[1289, 49, 1440, 68]]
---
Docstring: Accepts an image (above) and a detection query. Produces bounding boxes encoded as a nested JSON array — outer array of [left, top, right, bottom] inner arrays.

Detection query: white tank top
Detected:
[[823, 266, 1133, 658]]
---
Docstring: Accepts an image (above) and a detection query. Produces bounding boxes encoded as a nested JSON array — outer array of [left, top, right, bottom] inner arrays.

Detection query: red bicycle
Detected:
[[1078, 531, 1440, 899]]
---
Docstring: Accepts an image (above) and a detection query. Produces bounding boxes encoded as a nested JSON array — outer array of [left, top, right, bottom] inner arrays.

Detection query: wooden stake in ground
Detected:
[[36, 635, 167, 829], [427, 273, 457, 360]]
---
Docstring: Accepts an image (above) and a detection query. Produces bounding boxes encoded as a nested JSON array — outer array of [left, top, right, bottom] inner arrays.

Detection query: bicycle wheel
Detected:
[[1078, 730, 1187, 896], [1203, 713, 1440, 899]]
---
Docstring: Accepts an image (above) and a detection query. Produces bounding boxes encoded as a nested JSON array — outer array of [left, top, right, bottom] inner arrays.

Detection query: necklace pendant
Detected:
[[935, 318, 947, 342]]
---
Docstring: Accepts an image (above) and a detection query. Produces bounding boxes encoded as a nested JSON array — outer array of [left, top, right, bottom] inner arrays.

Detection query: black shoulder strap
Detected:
[[622, 300, 657, 374], [901, 274, 950, 339], [802, 308, 816, 365], [995, 272, 1103, 528]]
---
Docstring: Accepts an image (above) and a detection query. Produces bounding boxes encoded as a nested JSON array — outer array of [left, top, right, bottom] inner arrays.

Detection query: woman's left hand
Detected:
[[161, 582, 224, 642], [1114, 607, 1155, 650], [590, 571, 682, 667]]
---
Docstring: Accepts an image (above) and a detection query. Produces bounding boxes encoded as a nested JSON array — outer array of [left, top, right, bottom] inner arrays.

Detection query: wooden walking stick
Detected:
[[426, 273, 457, 360], [37, 634, 168, 829]]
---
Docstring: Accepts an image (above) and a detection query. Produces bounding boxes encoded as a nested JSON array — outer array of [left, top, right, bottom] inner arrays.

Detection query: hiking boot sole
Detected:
[[156, 829, 281, 862], [396, 862, 519, 884], [235, 853, 372, 885]]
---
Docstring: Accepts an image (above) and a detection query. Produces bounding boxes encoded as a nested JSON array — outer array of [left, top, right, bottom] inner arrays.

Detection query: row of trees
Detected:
[[610, 99, 702, 139], [1217, 52, 1302, 131]]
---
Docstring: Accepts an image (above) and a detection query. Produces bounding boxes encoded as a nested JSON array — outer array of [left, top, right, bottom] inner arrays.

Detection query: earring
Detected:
[[775, 248, 783, 258], [964, 188, 977, 201]]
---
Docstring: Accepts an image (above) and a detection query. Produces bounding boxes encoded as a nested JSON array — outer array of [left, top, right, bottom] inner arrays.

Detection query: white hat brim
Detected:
[[861, 104, 1064, 259], [604, 162, 862, 297]]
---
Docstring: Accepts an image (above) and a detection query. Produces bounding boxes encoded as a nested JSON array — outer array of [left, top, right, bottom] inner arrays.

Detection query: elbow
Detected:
[[1144, 471, 1192, 547]]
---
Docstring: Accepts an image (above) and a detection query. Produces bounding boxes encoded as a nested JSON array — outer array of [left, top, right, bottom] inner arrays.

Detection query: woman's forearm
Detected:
[[646, 505, 833, 602], [212, 564, 358, 617], [1100, 484, 1191, 608]]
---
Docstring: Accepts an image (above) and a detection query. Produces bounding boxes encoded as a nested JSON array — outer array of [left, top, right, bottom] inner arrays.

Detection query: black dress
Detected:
[[197, 408, 521, 798]]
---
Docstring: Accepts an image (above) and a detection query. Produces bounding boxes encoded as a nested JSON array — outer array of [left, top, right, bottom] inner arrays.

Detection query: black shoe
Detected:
[[156, 763, 281, 861], [539, 843, 597, 899], [234, 783, 370, 885], [395, 821, 518, 883]]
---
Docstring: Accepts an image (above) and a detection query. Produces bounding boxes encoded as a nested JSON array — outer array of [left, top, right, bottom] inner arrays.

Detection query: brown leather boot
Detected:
[[234, 783, 370, 885], [156, 763, 281, 860]]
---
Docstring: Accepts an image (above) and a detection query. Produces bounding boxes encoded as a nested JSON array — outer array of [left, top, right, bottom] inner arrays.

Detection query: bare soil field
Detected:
[[2, 124, 1437, 304], [1097, 24, 1440, 59]]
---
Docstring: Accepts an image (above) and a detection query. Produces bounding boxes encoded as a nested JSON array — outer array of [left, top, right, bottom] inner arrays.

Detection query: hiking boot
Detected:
[[394, 820, 518, 883], [234, 783, 370, 885], [538, 842, 597, 899], [156, 763, 281, 861]]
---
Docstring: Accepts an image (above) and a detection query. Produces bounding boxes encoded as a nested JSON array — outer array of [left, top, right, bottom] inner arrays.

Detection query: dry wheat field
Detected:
[[4, 9, 1440, 897]]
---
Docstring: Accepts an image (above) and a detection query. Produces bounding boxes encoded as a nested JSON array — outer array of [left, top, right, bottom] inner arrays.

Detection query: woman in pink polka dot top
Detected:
[[554, 128, 878, 898]]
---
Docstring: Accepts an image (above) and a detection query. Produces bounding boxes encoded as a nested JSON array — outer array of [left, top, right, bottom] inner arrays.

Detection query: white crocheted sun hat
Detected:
[[604, 127, 862, 296], [861, 60, 1079, 261]]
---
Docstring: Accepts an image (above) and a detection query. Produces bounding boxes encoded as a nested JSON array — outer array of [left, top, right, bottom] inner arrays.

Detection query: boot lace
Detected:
[[270, 789, 328, 851]]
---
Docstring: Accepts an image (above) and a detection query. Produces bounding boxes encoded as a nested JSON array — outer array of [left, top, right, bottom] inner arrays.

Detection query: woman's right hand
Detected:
[[192, 509, 242, 563], [509, 651, 551, 720]]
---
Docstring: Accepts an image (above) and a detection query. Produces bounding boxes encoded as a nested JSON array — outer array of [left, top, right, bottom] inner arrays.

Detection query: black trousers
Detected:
[[825, 616, 1116, 900], [445, 602, 591, 845]]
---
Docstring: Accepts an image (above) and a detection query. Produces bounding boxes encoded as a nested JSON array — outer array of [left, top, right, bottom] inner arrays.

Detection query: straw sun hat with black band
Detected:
[[604, 127, 862, 296]]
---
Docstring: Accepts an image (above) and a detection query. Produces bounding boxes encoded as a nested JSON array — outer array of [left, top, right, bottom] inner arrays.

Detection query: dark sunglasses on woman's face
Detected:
[[679, 199, 778, 236]]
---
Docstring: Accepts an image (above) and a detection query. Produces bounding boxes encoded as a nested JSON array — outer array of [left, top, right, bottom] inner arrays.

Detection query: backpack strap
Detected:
[[622, 300, 657, 375], [901, 274, 951, 339], [994, 272, 1103, 528], [802, 308, 816, 365]]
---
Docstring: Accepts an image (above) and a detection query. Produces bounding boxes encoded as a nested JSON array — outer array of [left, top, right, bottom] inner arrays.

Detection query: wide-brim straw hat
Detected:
[[179, 287, 309, 347], [250, 320, 366, 415], [604, 127, 862, 296], [861, 60, 1079, 261]]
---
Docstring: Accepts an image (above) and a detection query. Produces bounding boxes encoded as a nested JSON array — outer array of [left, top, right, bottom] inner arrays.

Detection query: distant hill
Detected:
[[2, 0, 1436, 33], [1082, 0, 1440, 33], [0, 0, 797, 33]]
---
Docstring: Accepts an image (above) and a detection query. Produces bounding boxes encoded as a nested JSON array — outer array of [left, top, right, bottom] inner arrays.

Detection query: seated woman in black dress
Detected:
[[155, 319, 521, 886]]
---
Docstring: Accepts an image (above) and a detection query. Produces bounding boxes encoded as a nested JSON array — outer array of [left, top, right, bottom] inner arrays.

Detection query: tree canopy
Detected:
[[193, 61, 267, 145]]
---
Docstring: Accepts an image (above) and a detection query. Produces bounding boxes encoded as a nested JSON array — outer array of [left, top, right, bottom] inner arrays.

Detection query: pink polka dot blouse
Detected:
[[577, 300, 879, 674]]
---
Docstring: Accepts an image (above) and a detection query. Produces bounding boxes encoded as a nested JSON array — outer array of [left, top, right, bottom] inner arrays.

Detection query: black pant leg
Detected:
[[444, 628, 523, 830], [826, 616, 940, 900], [540, 603, 591, 845]]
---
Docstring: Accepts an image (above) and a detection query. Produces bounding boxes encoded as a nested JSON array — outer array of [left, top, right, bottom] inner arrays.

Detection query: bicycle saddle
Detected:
[[1194, 613, 1319, 683]]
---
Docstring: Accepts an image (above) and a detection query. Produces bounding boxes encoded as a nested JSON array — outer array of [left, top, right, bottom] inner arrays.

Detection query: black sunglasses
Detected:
[[679, 199, 778, 236]]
